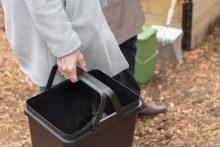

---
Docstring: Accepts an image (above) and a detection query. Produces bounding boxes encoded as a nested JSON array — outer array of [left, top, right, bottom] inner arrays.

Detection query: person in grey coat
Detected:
[[2, 0, 166, 116], [103, 0, 167, 116], [1, 0, 129, 86]]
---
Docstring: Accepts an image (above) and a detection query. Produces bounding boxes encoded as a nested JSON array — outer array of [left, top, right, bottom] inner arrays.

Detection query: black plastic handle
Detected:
[[46, 65, 123, 129]]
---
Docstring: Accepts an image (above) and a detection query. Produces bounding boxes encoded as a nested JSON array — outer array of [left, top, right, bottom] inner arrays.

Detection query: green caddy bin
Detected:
[[135, 27, 158, 84]]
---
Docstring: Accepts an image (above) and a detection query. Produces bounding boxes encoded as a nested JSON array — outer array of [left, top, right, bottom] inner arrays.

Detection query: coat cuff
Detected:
[[51, 33, 82, 58]]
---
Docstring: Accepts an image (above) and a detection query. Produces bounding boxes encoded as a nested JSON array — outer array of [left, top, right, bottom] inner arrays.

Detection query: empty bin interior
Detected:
[[27, 70, 139, 135], [27, 81, 100, 135]]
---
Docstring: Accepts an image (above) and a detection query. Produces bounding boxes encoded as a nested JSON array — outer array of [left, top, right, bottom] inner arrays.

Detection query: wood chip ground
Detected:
[[1, 7, 220, 147]]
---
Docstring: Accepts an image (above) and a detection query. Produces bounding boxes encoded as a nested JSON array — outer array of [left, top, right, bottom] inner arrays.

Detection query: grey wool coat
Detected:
[[1, 0, 129, 86]]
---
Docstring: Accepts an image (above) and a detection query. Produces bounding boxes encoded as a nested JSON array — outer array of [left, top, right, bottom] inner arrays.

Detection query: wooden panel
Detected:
[[191, 0, 220, 47], [142, 0, 182, 17], [193, 0, 217, 19], [141, 0, 182, 28], [141, 0, 220, 48], [143, 13, 182, 28]]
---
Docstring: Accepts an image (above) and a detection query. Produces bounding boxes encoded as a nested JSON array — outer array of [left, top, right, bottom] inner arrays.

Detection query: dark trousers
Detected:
[[112, 36, 141, 96]]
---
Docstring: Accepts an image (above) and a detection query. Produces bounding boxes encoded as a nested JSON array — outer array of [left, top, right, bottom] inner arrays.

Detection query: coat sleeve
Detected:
[[23, 0, 81, 58]]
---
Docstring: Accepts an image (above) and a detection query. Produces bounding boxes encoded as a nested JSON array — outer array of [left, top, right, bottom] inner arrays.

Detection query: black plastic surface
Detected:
[[89, 70, 140, 114], [182, 0, 193, 50], [25, 65, 140, 141], [27, 81, 98, 134]]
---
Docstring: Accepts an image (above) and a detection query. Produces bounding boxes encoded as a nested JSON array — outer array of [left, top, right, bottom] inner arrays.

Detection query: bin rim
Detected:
[[25, 65, 142, 142], [24, 99, 142, 142]]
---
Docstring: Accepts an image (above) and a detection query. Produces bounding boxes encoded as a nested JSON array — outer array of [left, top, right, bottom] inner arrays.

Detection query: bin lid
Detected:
[[138, 27, 157, 41]]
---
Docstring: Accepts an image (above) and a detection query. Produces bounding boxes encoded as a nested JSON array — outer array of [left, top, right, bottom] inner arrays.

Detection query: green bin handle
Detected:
[[135, 49, 158, 65]]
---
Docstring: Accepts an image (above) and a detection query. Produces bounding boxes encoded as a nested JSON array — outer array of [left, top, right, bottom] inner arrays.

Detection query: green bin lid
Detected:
[[138, 27, 157, 41]]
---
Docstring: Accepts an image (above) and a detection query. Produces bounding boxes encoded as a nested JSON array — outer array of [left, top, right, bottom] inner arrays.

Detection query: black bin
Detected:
[[24, 65, 141, 147]]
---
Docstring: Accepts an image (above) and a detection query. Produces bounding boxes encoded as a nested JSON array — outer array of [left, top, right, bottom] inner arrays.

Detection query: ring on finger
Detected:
[[64, 75, 70, 79]]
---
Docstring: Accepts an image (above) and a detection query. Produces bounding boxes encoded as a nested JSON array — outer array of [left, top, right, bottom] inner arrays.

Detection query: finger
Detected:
[[58, 66, 65, 76], [77, 53, 87, 71], [65, 59, 76, 77], [60, 58, 70, 76], [57, 59, 65, 75], [69, 61, 78, 82]]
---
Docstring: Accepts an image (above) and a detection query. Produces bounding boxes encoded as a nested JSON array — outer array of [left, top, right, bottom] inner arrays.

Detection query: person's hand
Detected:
[[57, 49, 87, 82]]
